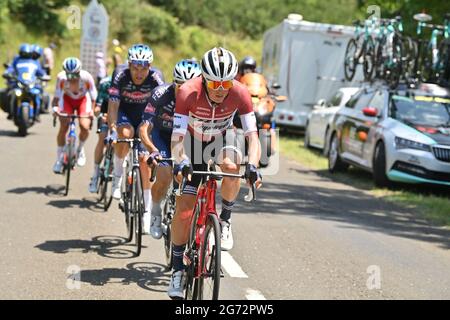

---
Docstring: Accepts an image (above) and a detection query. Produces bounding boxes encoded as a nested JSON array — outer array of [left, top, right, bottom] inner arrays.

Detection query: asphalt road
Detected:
[[1, 111, 450, 300]]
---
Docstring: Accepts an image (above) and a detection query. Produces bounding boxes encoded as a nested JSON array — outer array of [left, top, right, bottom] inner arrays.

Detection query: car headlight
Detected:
[[394, 137, 431, 152]]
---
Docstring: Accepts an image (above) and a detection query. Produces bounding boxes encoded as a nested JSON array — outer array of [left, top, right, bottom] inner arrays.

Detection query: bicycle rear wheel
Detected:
[[344, 38, 358, 81], [438, 40, 450, 86], [102, 154, 114, 211], [196, 213, 221, 300], [132, 168, 144, 257], [363, 38, 375, 81], [185, 204, 201, 300]]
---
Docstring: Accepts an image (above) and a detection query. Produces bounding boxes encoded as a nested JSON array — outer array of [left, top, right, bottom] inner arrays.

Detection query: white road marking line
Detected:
[[245, 289, 267, 300], [221, 252, 248, 278]]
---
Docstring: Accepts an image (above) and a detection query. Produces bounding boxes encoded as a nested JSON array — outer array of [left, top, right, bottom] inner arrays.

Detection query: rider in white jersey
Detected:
[[52, 57, 97, 173]]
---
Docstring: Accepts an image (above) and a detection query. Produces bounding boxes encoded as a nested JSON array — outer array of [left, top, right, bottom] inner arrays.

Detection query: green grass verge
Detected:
[[279, 134, 450, 227]]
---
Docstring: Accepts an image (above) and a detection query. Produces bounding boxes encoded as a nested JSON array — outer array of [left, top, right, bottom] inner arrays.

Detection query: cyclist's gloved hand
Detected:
[[245, 164, 262, 186], [174, 159, 193, 182], [105, 130, 118, 145], [147, 151, 162, 167]]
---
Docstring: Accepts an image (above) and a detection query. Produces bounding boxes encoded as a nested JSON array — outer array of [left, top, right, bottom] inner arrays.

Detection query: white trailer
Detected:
[[262, 14, 363, 130]]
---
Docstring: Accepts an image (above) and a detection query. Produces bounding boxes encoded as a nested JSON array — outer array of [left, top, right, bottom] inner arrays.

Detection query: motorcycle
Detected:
[[239, 72, 287, 167], [2, 66, 50, 136]]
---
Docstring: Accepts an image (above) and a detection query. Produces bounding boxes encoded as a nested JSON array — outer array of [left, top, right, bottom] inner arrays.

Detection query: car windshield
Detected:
[[389, 95, 450, 127]]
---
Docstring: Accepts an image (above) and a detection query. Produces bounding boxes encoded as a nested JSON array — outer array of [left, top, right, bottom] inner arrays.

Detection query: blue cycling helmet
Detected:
[[19, 43, 32, 58], [31, 44, 43, 60], [62, 57, 82, 75], [128, 44, 153, 65], [173, 59, 202, 84]]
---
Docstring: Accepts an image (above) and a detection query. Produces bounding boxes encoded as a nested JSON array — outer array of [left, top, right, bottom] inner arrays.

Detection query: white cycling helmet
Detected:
[[173, 59, 202, 84], [128, 44, 153, 64], [62, 57, 82, 74], [200, 47, 238, 81]]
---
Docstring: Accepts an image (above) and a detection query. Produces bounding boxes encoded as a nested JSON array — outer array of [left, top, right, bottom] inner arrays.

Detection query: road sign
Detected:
[[80, 0, 109, 77]]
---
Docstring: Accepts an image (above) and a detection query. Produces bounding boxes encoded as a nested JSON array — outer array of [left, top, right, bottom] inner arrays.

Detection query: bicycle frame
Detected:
[[63, 115, 81, 171], [192, 178, 218, 279]]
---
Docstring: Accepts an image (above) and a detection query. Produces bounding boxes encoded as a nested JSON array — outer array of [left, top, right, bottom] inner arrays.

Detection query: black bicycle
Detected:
[[97, 142, 114, 211], [53, 113, 91, 196], [117, 138, 144, 257], [148, 157, 176, 270]]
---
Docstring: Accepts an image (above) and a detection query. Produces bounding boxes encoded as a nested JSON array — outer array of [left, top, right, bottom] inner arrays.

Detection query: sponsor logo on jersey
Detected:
[[122, 91, 152, 101], [109, 88, 120, 96], [144, 103, 156, 114], [188, 112, 235, 136]]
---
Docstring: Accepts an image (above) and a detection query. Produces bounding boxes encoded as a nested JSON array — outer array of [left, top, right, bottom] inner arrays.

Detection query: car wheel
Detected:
[[328, 132, 349, 173], [373, 141, 391, 188], [304, 122, 311, 148]]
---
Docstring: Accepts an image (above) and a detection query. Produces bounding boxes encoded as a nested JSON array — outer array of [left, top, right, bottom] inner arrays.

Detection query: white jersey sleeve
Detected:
[[240, 111, 258, 136], [54, 71, 65, 101], [172, 113, 189, 137], [81, 70, 98, 101]]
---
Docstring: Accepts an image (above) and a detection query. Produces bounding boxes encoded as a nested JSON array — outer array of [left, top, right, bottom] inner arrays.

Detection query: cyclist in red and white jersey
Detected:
[[168, 47, 262, 299], [52, 57, 97, 173]]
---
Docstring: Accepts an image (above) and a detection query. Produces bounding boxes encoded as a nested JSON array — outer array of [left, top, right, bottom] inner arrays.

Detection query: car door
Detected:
[[360, 90, 387, 168], [340, 90, 375, 165], [308, 104, 323, 146], [317, 90, 344, 147]]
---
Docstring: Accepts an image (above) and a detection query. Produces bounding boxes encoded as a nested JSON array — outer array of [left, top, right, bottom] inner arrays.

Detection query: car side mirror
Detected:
[[271, 83, 281, 90], [317, 99, 327, 107], [362, 107, 378, 117]]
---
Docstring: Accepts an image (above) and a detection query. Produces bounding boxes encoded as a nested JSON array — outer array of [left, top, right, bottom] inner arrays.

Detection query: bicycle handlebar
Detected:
[[148, 157, 175, 182], [175, 170, 257, 202], [53, 113, 92, 127], [116, 138, 142, 143]]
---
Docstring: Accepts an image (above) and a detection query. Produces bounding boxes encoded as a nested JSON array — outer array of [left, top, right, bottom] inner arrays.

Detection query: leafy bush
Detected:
[[7, 0, 70, 36], [140, 5, 180, 47]]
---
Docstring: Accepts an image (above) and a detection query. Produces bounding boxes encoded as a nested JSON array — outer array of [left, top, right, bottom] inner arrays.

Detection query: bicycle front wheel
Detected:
[[132, 168, 144, 257], [102, 157, 114, 211], [64, 144, 73, 196], [196, 213, 221, 300], [162, 192, 175, 269], [344, 38, 358, 81]]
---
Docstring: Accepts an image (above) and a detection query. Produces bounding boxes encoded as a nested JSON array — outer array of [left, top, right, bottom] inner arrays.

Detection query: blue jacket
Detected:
[[7, 57, 46, 80]]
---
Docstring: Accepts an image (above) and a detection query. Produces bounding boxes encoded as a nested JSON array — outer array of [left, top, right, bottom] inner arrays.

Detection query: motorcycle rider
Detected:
[[4, 44, 46, 121], [236, 56, 257, 81]]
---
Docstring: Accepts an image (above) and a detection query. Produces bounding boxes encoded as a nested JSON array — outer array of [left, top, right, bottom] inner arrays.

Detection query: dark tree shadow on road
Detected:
[[46, 197, 104, 212], [234, 178, 450, 250], [7, 184, 66, 197], [75, 262, 170, 293], [35, 235, 143, 259]]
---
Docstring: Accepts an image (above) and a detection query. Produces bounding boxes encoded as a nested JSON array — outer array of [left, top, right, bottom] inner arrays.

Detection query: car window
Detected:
[[329, 91, 343, 107], [345, 90, 363, 108], [369, 90, 385, 114], [354, 92, 375, 111], [389, 95, 450, 127]]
